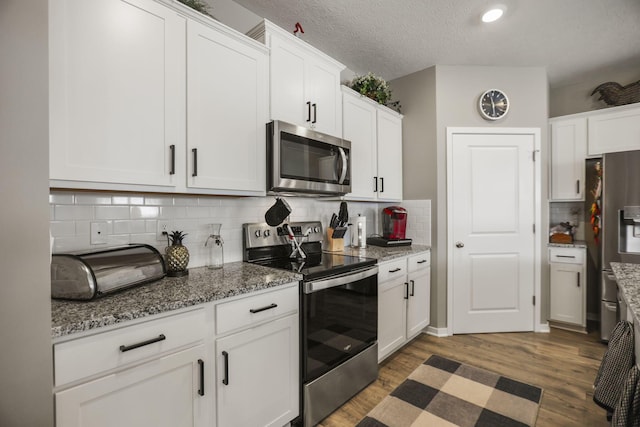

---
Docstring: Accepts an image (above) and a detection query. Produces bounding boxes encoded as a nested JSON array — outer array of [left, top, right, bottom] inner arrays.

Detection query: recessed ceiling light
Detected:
[[482, 7, 504, 23]]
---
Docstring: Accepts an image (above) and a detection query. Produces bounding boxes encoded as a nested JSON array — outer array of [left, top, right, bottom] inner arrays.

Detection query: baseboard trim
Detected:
[[536, 322, 550, 333], [425, 325, 450, 337]]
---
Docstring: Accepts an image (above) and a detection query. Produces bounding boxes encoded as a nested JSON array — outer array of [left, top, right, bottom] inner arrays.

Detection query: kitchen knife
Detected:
[[331, 227, 347, 239], [338, 202, 348, 226]]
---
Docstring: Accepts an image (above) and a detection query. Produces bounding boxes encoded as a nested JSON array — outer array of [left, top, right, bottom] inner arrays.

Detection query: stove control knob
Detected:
[[264, 230, 271, 237], [313, 227, 319, 233], [254, 230, 261, 238]]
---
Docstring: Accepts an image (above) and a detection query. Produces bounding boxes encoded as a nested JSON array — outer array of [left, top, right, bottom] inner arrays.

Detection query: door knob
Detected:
[[455, 242, 464, 248]]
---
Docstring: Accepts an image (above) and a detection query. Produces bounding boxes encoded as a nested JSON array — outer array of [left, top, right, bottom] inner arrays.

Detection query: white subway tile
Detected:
[[145, 220, 157, 233], [174, 196, 199, 206], [186, 206, 211, 218], [53, 236, 91, 253], [145, 196, 174, 206], [129, 220, 146, 234], [198, 197, 221, 207], [113, 220, 131, 234], [131, 206, 159, 219], [160, 206, 187, 219], [50, 221, 76, 237], [106, 234, 130, 246], [95, 206, 130, 220], [49, 192, 74, 205], [75, 221, 91, 236], [76, 194, 113, 205], [129, 233, 157, 245], [55, 205, 93, 221]]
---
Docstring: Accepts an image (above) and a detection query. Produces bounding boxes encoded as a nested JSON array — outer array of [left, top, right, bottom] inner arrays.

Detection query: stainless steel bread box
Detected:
[[51, 244, 166, 300]]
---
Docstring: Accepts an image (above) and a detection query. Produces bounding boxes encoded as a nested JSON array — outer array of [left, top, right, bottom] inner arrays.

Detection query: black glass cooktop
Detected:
[[255, 252, 376, 280]]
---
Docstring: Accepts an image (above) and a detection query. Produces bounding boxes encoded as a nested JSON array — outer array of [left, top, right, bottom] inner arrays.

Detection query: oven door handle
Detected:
[[337, 147, 348, 185], [304, 266, 378, 294]]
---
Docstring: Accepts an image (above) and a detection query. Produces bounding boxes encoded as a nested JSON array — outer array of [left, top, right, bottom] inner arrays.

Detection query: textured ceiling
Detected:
[[232, 0, 640, 87]]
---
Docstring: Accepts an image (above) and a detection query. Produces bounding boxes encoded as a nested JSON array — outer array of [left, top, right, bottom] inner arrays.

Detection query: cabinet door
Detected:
[[216, 314, 299, 427], [56, 345, 207, 427], [343, 90, 377, 199], [588, 106, 640, 156], [376, 109, 403, 201], [307, 60, 342, 137], [269, 35, 307, 127], [378, 277, 407, 362], [186, 20, 268, 194], [549, 263, 584, 325], [407, 266, 431, 338], [49, 0, 185, 188], [549, 118, 587, 200]]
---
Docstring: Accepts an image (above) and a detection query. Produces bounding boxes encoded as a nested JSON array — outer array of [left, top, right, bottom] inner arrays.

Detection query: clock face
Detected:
[[479, 89, 509, 120]]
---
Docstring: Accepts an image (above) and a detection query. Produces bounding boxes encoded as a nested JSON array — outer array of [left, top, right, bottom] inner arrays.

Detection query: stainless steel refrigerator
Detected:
[[585, 151, 640, 341]]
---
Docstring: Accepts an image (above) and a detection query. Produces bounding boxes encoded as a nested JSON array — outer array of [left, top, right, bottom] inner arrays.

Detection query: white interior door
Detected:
[[449, 129, 536, 334]]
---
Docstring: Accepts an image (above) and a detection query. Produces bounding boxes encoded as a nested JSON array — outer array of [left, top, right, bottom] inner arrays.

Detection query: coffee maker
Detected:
[[367, 206, 412, 247]]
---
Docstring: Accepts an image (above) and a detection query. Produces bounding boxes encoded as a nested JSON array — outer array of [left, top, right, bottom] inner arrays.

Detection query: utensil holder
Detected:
[[326, 227, 344, 252]]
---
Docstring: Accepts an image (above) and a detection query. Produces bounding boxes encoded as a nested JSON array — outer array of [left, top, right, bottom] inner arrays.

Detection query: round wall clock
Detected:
[[478, 89, 509, 120]]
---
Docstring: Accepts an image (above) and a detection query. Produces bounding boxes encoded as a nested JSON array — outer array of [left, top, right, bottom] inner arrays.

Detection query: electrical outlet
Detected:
[[90, 222, 108, 245], [157, 220, 172, 241]]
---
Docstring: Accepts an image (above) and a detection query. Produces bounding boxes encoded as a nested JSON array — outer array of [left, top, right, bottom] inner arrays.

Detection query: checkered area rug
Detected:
[[357, 355, 543, 427]]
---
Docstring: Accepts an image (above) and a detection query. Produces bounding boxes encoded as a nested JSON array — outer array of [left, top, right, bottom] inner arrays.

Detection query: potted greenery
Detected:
[[178, 0, 214, 18], [348, 73, 393, 106]]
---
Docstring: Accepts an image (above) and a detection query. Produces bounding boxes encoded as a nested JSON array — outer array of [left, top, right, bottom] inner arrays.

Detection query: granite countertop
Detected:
[[51, 261, 302, 339], [52, 245, 431, 339], [548, 240, 587, 248], [611, 262, 640, 325], [341, 244, 430, 262]]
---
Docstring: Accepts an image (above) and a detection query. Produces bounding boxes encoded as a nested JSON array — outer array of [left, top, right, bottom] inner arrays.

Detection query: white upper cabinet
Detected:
[[549, 117, 587, 201], [588, 104, 640, 156], [342, 86, 403, 201], [186, 18, 268, 194], [248, 20, 345, 138], [49, 0, 186, 189]]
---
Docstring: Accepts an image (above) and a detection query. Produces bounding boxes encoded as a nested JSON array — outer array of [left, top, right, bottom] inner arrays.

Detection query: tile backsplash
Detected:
[[50, 191, 432, 267]]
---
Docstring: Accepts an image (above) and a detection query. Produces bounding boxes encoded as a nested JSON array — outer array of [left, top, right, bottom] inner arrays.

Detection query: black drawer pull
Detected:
[[556, 255, 576, 258], [410, 279, 415, 296], [389, 268, 402, 273], [306, 101, 311, 122], [119, 334, 166, 352], [312, 103, 317, 124], [404, 282, 409, 300], [169, 144, 176, 175], [249, 303, 278, 314], [374, 176, 378, 192], [380, 177, 384, 193], [417, 260, 428, 264], [198, 359, 205, 396], [192, 148, 198, 177], [222, 351, 229, 385]]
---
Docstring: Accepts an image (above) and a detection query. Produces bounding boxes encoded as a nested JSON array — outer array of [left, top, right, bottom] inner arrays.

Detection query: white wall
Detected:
[[0, 1, 54, 425]]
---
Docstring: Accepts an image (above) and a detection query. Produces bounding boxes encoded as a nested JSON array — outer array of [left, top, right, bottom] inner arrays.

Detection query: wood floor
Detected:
[[318, 327, 609, 426]]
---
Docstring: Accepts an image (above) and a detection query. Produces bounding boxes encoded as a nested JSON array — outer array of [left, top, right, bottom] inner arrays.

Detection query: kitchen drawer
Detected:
[[378, 258, 407, 283], [54, 308, 206, 387], [215, 283, 298, 335], [549, 247, 584, 264], [407, 252, 430, 273]]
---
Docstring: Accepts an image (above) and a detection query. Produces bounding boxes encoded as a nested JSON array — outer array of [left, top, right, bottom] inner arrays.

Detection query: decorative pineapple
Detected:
[[165, 231, 190, 277]]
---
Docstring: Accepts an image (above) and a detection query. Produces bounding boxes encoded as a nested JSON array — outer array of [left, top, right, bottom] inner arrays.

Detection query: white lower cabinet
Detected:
[[54, 309, 209, 427], [214, 284, 299, 427], [56, 345, 207, 427], [549, 247, 586, 329], [377, 251, 430, 362]]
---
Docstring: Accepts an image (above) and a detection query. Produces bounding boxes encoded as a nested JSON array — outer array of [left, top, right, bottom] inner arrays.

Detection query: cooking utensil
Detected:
[[330, 213, 338, 229], [338, 202, 348, 226], [265, 197, 291, 226], [331, 227, 348, 239]]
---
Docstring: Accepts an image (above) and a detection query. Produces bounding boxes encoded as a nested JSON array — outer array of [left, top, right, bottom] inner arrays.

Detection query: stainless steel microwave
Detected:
[[267, 120, 351, 195]]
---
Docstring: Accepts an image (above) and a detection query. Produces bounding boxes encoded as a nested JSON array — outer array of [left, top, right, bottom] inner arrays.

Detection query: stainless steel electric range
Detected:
[[243, 221, 378, 427]]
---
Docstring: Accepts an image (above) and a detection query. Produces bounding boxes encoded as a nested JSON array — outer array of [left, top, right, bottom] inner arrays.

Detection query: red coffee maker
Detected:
[[382, 206, 407, 239]]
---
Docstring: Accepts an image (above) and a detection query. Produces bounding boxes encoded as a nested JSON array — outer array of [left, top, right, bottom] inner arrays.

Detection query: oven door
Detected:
[[268, 120, 351, 195], [302, 266, 377, 383]]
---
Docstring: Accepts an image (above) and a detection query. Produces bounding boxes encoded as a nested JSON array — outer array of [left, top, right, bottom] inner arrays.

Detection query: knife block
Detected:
[[326, 227, 344, 252]]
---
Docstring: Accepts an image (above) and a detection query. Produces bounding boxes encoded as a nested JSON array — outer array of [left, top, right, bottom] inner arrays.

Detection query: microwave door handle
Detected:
[[337, 147, 348, 184]]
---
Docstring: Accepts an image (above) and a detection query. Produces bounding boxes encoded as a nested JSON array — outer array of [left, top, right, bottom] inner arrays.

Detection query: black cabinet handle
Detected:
[[404, 282, 409, 300], [312, 103, 317, 124], [192, 148, 198, 177], [198, 359, 205, 396], [222, 351, 229, 385], [380, 177, 384, 193], [410, 279, 415, 296], [169, 145, 176, 175], [249, 303, 278, 314], [374, 177, 378, 192], [306, 102, 311, 122], [576, 179, 580, 194], [577, 272, 581, 287], [556, 255, 576, 259], [389, 268, 401, 273], [119, 334, 166, 352], [417, 260, 428, 264]]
